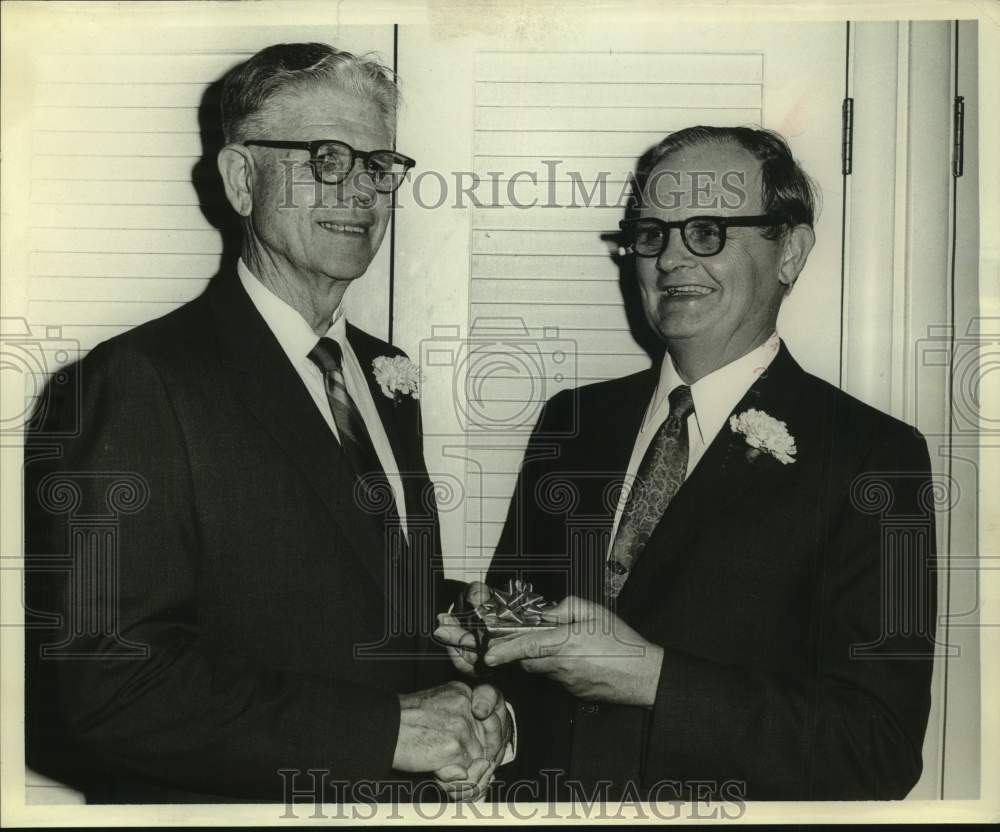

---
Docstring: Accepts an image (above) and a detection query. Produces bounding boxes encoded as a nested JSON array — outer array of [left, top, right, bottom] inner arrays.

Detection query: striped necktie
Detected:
[[308, 337, 401, 528], [605, 384, 695, 600]]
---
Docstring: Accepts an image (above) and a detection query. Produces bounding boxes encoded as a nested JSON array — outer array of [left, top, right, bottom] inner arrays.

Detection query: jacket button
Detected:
[[580, 703, 600, 716]]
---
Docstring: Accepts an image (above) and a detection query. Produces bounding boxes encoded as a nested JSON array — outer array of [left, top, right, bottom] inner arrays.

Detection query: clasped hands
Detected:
[[395, 584, 663, 801], [392, 680, 511, 801], [434, 583, 664, 708]]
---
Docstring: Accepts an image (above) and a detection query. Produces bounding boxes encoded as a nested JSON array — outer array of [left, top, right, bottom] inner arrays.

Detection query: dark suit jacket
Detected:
[[488, 343, 936, 801], [24, 271, 455, 803]]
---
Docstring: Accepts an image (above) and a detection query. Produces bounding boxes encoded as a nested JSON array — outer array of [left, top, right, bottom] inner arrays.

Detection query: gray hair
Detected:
[[635, 126, 820, 240], [221, 42, 399, 143]]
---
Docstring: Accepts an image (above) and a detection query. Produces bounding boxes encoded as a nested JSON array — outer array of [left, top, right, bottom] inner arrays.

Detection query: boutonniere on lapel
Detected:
[[372, 355, 421, 405], [729, 408, 797, 465]]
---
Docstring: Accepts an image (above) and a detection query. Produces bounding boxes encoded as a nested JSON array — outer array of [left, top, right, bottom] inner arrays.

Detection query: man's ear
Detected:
[[777, 224, 815, 289], [217, 144, 254, 218]]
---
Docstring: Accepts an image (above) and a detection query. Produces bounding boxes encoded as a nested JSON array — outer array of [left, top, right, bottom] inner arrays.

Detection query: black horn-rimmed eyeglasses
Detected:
[[244, 139, 416, 193], [619, 215, 784, 258]]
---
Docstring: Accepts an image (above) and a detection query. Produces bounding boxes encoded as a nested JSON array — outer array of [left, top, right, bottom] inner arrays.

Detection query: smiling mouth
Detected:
[[663, 285, 714, 297], [317, 222, 369, 236]]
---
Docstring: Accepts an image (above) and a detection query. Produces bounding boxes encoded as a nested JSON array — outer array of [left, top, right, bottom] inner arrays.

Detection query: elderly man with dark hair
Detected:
[[437, 126, 936, 801], [25, 42, 509, 804]]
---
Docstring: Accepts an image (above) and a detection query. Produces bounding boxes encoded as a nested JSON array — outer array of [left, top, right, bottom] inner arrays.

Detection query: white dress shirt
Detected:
[[607, 332, 781, 556], [238, 260, 408, 536]]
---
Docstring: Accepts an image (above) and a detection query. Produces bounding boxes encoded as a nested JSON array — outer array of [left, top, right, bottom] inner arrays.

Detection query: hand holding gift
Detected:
[[483, 595, 665, 708], [434, 579, 557, 676], [433, 582, 491, 676]]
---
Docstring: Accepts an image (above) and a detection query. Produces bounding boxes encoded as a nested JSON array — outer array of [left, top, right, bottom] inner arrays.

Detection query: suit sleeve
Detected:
[[488, 390, 573, 597], [485, 392, 577, 780], [641, 427, 937, 799], [25, 342, 401, 800]]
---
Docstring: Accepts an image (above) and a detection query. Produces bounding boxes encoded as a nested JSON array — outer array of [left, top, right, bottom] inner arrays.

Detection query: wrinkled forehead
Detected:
[[641, 142, 764, 216], [257, 81, 394, 144]]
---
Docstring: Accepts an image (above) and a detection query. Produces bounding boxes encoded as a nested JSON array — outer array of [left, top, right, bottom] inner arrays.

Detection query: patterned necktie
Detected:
[[308, 337, 400, 527], [605, 384, 695, 599]]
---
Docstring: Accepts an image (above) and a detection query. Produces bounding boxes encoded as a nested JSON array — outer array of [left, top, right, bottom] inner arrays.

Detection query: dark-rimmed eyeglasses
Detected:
[[619, 215, 784, 258], [244, 139, 416, 193]]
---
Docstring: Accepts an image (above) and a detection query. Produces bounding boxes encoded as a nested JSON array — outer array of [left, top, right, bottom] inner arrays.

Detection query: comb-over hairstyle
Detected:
[[221, 42, 399, 143], [635, 126, 820, 240]]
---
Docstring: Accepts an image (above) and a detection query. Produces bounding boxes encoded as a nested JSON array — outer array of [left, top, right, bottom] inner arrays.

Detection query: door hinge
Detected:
[[841, 97, 854, 176], [952, 95, 965, 178]]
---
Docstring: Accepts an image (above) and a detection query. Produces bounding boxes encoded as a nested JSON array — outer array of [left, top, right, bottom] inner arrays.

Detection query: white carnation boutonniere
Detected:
[[372, 355, 420, 404], [729, 408, 797, 465]]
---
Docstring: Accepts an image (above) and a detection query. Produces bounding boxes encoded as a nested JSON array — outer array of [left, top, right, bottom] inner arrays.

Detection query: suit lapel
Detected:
[[558, 367, 657, 604], [346, 326, 431, 531], [601, 367, 660, 480], [559, 367, 659, 531], [617, 344, 809, 614], [346, 326, 443, 645], [346, 326, 415, 482], [208, 273, 387, 591]]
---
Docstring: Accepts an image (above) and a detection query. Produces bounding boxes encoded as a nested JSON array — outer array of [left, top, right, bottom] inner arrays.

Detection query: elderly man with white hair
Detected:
[[25, 42, 510, 804]]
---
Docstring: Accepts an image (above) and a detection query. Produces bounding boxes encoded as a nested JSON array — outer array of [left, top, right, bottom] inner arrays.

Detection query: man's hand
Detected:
[[483, 596, 664, 707], [392, 681, 486, 773], [433, 581, 492, 676], [432, 757, 496, 802], [432, 684, 512, 801], [470, 683, 513, 766], [393, 681, 512, 802]]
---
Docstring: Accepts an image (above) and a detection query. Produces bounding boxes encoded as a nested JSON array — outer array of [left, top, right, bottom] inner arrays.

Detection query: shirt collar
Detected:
[[655, 332, 781, 444], [324, 303, 348, 346], [237, 258, 346, 360]]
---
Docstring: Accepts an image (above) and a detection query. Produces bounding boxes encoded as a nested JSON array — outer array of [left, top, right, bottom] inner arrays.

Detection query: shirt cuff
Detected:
[[500, 701, 517, 766]]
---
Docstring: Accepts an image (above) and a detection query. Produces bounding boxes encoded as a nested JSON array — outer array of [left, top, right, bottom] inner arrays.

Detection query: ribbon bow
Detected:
[[453, 579, 556, 676], [477, 579, 555, 628]]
